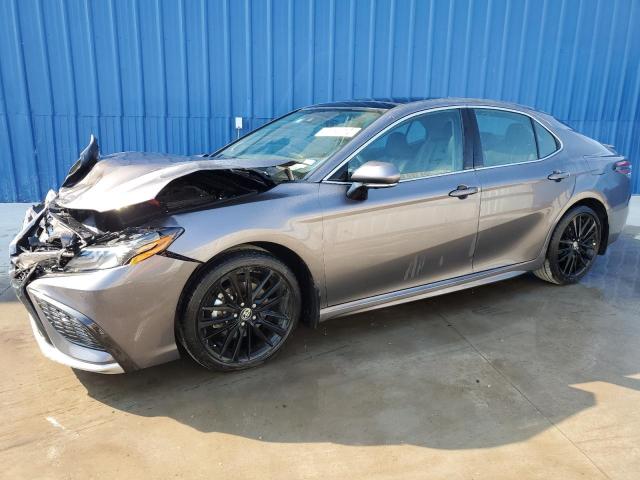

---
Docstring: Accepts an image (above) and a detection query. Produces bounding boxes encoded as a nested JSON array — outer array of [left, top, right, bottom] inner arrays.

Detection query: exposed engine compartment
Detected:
[[10, 168, 275, 278], [155, 169, 274, 216], [64, 168, 275, 232], [11, 204, 141, 275], [9, 133, 284, 285]]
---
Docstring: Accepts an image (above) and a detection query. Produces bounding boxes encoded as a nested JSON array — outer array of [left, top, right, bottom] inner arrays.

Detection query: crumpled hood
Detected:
[[56, 152, 282, 212]]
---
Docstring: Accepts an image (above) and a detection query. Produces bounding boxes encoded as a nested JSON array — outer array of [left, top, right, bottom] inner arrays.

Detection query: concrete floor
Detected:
[[1, 202, 640, 479]]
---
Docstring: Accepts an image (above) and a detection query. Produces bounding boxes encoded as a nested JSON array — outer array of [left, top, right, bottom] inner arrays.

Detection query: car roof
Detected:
[[305, 97, 541, 115], [305, 98, 432, 110]]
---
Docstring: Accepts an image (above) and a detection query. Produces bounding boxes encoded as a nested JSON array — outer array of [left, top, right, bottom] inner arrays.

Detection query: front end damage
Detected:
[[10, 137, 282, 373], [9, 201, 152, 373]]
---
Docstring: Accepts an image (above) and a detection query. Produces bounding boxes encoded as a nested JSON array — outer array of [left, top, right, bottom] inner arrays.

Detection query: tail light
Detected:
[[613, 159, 632, 176]]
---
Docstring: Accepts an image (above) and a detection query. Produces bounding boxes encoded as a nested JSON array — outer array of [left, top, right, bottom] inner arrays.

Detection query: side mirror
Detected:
[[346, 161, 400, 200]]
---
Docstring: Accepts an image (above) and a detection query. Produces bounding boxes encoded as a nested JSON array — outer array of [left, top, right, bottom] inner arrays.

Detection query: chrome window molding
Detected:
[[321, 104, 564, 183], [322, 167, 475, 186], [472, 155, 559, 171]]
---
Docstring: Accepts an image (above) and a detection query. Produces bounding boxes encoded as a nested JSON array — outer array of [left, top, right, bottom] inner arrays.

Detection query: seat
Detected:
[[385, 132, 411, 159], [504, 123, 536, 162], [384, 132, 415, 176], [416, 120, 455, 174]]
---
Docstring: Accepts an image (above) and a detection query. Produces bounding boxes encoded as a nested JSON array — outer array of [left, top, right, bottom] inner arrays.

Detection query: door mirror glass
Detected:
[[346, 161, 400, 200]]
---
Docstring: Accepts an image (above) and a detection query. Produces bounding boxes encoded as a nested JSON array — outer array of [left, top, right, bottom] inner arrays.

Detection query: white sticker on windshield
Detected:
[[315, 127, 362, 138]]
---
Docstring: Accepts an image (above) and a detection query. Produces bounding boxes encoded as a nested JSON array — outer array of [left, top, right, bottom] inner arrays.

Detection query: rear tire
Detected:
[[533, 205, 602, 285], [178, 250, 301, 371]]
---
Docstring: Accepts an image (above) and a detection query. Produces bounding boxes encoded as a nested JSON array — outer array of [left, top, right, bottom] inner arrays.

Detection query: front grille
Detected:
[[35, 298, 105, 351]]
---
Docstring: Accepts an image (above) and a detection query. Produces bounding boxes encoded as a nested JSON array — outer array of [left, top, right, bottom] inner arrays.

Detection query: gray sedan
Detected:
[[9, 98, 632, 373]]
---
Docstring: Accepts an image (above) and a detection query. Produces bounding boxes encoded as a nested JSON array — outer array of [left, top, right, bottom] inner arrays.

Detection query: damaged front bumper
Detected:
[[9, 202, 199, 373], [8, 136, 281, 373]]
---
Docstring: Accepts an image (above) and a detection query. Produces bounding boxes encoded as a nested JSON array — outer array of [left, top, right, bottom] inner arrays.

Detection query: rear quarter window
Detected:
[[533, 121, 559, 158]]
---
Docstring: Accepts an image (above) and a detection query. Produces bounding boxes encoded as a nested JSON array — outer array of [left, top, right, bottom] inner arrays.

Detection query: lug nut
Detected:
[[252, 304, 256, 308], [240, 302, 245, 307], [252, 315, 256, 320], [234, 313, 238, 318], [241, 321, 245, 326]]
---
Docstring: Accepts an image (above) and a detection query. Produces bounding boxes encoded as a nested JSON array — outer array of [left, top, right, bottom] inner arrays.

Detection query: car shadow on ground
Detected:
[[73, 228, 640, 450]]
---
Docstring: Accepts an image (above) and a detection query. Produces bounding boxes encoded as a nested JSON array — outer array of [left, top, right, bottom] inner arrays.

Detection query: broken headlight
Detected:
[[64, 227, 183, 273]]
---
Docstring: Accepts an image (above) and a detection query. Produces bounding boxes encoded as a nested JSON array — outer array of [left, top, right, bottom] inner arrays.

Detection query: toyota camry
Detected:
[[9, 98, 632, 373]]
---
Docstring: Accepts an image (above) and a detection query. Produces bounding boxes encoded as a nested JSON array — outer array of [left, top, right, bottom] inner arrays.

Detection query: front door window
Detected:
[[330, 109, 464, 181]]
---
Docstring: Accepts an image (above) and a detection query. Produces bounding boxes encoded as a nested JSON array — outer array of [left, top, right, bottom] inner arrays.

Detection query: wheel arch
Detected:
[[567, 198, 609, 254], [246, 241, 321, 328], [174, 241, 321, 347], [542, 194, 610, 259]]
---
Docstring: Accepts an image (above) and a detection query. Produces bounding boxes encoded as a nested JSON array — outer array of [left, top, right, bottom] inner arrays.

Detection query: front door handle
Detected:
[[547, 170, 570, 182], [449, 185, 479, 199]]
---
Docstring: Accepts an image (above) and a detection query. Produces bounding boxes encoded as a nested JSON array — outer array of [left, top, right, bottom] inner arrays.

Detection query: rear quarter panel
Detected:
[[547, 128, 631, 249]]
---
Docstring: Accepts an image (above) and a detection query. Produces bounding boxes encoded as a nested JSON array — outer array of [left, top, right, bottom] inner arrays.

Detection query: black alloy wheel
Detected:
[[180, 251, 300, 371], [534, 205, 602, 285], [556, 212, 600, 277]]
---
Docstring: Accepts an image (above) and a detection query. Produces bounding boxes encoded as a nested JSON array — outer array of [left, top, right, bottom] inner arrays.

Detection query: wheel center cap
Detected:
[[239, 307, 253, 321], [572, 241, 579, 250]]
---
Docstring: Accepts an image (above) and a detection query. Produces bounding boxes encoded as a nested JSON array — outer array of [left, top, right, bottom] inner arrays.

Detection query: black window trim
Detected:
[[532, 116, 560, 159], [530, 117, 541, 159]]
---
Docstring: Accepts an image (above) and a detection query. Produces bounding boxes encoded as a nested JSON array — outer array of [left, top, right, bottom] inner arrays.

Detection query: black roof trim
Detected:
[[303, 97, 434, 110]]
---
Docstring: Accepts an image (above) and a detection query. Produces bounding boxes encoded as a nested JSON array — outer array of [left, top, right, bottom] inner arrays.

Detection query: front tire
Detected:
[[534, 205, 602, 285], [179, 250, 301, 371]]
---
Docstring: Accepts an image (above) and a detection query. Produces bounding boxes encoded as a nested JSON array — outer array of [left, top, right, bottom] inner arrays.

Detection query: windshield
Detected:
[[213, 108, 383, 180]]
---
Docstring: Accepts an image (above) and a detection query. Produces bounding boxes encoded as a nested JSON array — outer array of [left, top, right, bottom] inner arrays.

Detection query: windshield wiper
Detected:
[[231, 168, 276, 187]]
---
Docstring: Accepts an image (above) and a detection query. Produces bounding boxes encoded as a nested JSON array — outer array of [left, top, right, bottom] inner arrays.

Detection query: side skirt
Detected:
[[319, 262, 537, 322]]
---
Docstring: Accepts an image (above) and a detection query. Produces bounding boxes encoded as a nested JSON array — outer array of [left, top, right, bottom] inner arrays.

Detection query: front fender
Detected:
[[167, 182, 327, 306]]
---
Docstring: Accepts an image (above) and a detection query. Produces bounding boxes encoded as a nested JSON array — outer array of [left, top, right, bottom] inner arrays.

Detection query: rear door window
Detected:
[[475, 109, 537, 167]]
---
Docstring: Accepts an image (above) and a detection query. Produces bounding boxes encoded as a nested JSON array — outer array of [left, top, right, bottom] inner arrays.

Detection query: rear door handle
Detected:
[[449, 185, 479, 199], [547, 170, 570, 182]]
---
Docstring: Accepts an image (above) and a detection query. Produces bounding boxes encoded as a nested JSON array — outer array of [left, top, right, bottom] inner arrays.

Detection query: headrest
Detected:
[[385, 132, 409, 155], [505, 123, 531, 145]]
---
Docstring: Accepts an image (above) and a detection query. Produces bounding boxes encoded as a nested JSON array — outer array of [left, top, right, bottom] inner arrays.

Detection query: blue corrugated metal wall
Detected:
[[1, 0, 639, 202]]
